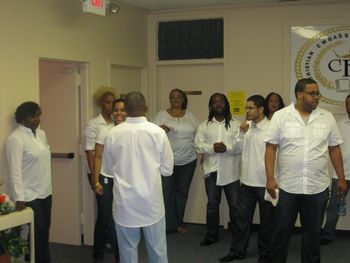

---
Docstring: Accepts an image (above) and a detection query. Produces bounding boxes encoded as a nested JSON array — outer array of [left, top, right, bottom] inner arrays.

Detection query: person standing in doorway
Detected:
[[103, 91, 174, 263], [84, 87, 118, 263], [219, 95, 275, 262], [6, 101, 52, 263], [153, 89, 199, 234], [321, 94, 350, 245], [195, 93, 241, 246], [264, 78, 347, 263]]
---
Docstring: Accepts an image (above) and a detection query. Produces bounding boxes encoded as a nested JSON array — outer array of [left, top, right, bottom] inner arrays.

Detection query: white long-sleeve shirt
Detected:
[[6, 125, 52, 202], [240, 117, 270, 187], [265, 103, 343, 194], [195, 117, 241, 186], [153, 110, 199, 165], [332, 116, 350, 180], [103, 117, 174, 227]]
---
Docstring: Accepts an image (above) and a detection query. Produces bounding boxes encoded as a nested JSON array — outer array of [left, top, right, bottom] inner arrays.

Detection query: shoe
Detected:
[[320, 238, 332, 246], [218, 253, 244, 262], [200, 238, 217, 246], [177, 226, 187, 234]]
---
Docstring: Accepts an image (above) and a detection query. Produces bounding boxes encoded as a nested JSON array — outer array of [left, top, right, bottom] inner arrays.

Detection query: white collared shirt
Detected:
[[241, 117, 270, 187], [6, 126, 52, 202], [153, 110, 199, 165], [265, 103, 343, 194], [333, 116, 350, 180], [195, 117, 241, 186], [84, 114, 114, 176], [103, 117, 174, 227]]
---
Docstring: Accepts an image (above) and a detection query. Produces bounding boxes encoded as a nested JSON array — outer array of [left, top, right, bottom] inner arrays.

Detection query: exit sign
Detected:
[[82, 0, 106, 16]]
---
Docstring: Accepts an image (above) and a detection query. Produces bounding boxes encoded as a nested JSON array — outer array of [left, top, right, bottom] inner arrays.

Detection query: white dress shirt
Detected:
[[332, 116, 350, 180], [84, 114, 114, 176], [6, 125, 52, 202], [240, 117, 270, 187], [195, 117, 241, 186], [103, 117, 174, 227], [153, 110, 199, 165], [265, 103, 343, 194]]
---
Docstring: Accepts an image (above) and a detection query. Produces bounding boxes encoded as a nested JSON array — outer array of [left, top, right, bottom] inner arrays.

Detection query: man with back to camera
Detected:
[[321, 94, 350, 245], [103, 91, 174, 263], [84, 87, 119, 263], [264, 78, 347, 263], [219, 95, 275, 262], [195, 93, 241, 247]]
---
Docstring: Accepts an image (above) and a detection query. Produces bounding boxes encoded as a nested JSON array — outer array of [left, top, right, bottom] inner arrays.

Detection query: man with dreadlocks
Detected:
[[195, 93, 242, 247]]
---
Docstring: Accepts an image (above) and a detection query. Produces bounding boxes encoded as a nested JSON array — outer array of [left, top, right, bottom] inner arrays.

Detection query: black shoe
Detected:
[[200, 238, 217, 246], [218, 253, 244, 262], [320, 238, 332, 246]]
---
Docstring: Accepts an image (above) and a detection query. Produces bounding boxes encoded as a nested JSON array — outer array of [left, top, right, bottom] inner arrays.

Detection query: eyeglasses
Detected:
[[302, 91, 321, 97], [245, 106, 257, 111]]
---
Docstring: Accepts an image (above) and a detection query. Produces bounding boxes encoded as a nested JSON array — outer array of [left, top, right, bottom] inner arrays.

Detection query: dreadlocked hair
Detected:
[[207, 93, 232, 130]]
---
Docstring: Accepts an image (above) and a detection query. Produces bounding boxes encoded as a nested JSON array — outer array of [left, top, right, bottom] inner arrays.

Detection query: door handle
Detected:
[[51, 152, 75, 159]]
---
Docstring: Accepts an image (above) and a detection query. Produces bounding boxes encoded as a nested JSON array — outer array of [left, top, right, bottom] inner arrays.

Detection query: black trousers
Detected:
[[162, 159, 197, 231], [26, 195, 52, 263], [230, 184, 275, 262], [93, 175, 119, 261], [269, 189, 328, 263]]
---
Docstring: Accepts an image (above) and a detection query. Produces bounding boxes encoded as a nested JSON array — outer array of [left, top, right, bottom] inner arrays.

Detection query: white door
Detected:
[[157, 63, 227, 225], [39, 60, 83, 245]]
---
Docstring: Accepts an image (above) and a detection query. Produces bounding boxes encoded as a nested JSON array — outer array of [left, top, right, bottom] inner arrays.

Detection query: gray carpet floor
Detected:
[[50, 224, 350, 262]]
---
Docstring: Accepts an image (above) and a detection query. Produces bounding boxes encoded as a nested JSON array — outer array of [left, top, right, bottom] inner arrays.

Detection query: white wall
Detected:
[[0, 0, 148, 192]]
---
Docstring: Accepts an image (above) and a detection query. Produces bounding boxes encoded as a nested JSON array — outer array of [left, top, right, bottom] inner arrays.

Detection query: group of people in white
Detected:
[[5, 77, 349, 263]]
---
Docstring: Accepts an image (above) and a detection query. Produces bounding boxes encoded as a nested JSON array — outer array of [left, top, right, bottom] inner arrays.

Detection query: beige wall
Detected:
[[0, 0, 148, 191], [148, 1, 350, 114]]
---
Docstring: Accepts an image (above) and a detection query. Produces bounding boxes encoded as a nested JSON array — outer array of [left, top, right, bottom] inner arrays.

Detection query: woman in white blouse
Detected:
[[153, 89, 199, 234], [6, 101, 52, 263]]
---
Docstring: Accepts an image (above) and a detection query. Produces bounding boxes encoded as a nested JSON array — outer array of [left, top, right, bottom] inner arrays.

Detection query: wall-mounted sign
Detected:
[[82, 0, 106, 16], [291, 25, 350, 107], [227, 90, 246, 116]]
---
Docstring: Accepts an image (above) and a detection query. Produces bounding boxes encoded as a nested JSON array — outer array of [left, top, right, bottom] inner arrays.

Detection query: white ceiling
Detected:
[[116, 0, 345, 11]]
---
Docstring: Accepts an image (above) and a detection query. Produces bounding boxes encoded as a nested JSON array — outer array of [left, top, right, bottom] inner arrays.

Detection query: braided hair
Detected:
[[207, 93, 232, 130]]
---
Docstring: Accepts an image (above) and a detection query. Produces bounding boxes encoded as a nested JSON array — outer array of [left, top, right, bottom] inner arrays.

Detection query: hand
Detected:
[[240, 118, 249, 133], [93, 183, 104, 195], [337, 178, 348, 195], [266, 178, 278, 199], [15, 201, 26, 211], [213, 142, 227, 153], [160, 125, 170, 133]]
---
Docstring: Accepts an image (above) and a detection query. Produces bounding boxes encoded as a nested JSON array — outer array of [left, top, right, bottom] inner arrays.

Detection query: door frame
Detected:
[[38, 58, 94, 245]]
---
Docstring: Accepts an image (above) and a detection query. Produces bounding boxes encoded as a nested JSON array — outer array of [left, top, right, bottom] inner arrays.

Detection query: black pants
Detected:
[[93, 175, 119, 261], [162, 159, 197, 231], [204, 172, 240, 241], [230, 184, 275, 262], [26, 195, 52, 263], [269, 189, 328, 263]]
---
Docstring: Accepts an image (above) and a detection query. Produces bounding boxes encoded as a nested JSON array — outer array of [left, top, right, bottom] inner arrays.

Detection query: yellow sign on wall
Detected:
[[227, 90, 246, 116]]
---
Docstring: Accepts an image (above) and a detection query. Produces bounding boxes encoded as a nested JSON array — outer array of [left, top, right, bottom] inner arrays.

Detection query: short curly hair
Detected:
[[14, 101, 40, 124], [93, 86, 117, 106]]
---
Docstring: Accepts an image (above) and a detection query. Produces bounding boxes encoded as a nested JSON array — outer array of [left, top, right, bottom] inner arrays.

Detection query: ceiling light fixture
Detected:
[[107, 0, 120, 14]]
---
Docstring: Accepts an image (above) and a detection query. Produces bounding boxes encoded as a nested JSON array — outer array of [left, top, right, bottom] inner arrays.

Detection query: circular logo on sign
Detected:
[[295, 26, 350, 106]]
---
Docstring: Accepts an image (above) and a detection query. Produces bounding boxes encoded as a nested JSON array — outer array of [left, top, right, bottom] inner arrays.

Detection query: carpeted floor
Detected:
[[50, 224, 350, 263]]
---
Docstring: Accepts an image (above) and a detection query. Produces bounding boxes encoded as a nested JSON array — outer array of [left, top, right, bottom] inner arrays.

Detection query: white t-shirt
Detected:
[[6, 125, 52, 202], [103, 117, 174, 227], [195, 117, 241, 186], [84, 114, 114, 176], [265, 103, 343, 194], [153, 110, 199, 166]]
